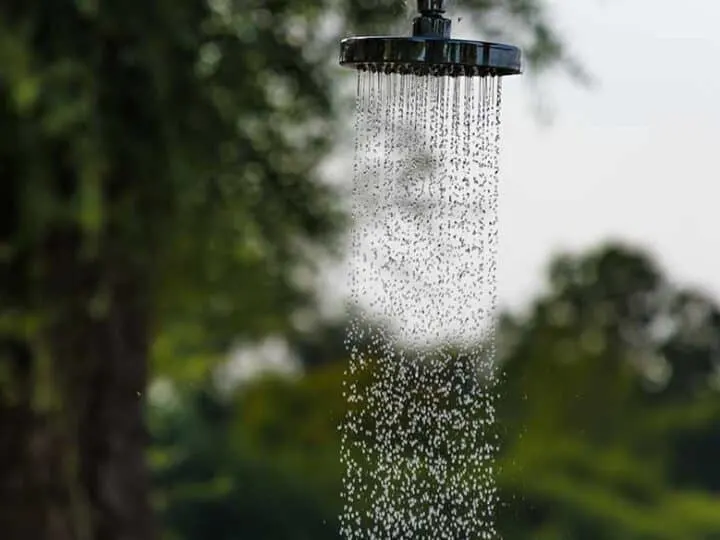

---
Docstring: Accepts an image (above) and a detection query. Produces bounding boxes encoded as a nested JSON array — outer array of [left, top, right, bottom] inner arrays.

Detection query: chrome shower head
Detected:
[[339, 0, 521, 77]]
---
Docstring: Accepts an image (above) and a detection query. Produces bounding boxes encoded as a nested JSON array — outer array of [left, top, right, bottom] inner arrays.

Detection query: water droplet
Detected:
[[342, 71, 505, 539]]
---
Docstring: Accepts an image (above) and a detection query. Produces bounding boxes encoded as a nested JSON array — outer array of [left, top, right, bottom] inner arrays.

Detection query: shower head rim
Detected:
[[339, 35, 522, 77]]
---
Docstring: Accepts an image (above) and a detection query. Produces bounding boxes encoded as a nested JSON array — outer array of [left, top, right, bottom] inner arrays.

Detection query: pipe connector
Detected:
[[413, 0, 451, 38], [417, 0, 446, 15]]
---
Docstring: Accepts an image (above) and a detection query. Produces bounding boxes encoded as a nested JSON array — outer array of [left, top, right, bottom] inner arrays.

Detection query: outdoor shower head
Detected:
[[339, 0, 521, 77]]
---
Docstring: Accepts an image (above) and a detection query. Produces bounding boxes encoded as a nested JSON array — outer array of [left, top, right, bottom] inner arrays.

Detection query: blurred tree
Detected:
[[153, 244, 720, 539], [497, 243, 720, 538], [0, 0, 569, 538], [150, 365, 346, 539]]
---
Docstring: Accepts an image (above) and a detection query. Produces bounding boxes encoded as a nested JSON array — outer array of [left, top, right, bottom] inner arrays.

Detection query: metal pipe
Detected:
[[417, 0, 447, 16]]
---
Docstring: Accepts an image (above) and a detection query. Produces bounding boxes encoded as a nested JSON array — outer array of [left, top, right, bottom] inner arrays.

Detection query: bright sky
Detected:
[[496, 0, 720, 309], [318, 0, 720, 320]]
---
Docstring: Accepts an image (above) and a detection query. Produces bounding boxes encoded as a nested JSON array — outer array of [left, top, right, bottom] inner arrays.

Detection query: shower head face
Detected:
[[339, 36, 522, 77], [340, 0, 521, 77]]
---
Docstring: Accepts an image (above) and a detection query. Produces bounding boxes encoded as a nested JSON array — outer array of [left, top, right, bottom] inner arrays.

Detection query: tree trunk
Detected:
[[0, 229, 155, 540]]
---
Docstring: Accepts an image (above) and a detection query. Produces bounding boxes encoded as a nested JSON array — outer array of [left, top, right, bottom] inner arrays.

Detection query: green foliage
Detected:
[[0, 0, 584, 536], [152, 244, 720, 539], [0, 0, 572, 380], [497, 244, 720, 538], [151, 366, 345, 539]]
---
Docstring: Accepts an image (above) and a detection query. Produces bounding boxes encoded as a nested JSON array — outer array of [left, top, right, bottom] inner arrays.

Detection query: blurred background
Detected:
[[1, 0, 719, 539]]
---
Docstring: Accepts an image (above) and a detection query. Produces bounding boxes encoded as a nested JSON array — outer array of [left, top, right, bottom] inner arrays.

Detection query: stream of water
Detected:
[[341, 71, 504, 539]]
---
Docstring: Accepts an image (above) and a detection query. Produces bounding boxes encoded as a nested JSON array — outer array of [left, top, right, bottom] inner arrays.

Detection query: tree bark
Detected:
[[0, 229, 156, 540]]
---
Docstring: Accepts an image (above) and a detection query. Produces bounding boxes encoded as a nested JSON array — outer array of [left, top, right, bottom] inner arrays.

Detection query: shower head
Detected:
[[339, 0, 521, 77]]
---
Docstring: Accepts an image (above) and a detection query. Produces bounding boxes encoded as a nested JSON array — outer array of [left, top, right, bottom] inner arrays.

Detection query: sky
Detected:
[[317, 0, 720, 321], [495, 0, 720, 310]]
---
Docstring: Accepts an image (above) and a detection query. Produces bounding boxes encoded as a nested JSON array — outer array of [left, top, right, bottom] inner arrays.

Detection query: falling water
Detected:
[[341, 71, 504, 540]]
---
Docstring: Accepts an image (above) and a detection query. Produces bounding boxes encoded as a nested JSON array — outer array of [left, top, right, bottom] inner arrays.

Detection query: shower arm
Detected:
[[414, 0, 452, 38]]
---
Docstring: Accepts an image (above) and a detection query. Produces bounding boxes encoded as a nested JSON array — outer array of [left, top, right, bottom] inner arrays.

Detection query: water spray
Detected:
[[339, 2, 522, 538]]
